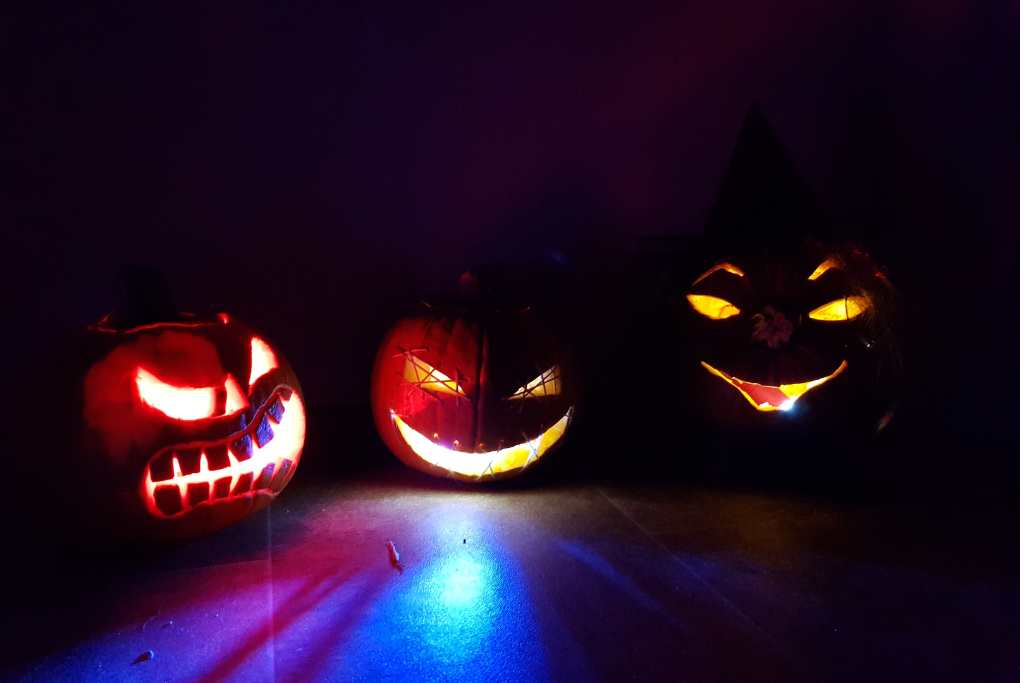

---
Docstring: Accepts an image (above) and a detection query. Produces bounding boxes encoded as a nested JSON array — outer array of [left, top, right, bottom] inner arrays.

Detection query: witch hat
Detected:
[[704, 105, 828, 255]]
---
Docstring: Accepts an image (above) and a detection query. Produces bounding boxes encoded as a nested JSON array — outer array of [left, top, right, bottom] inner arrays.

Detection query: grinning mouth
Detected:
[[142, 387, 306, 518], [390, 407, 573, 478], [700, 361, 848, 412]]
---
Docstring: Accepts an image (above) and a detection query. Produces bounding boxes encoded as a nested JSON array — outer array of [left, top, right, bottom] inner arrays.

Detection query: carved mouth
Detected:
[[390, 407, 573, 478], [700, 361, 848, 412], [142, 387, 306, 518]]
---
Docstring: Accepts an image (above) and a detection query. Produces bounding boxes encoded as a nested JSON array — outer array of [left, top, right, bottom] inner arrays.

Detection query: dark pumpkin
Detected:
[[73, 310, 306, 539], [677, 107, 900, 455], [681, 240, 898, 434], [371, 302, 576, 481]]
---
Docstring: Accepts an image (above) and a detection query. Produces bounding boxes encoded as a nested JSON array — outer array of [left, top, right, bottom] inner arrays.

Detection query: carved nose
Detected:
[[751, 306, 794, 349]]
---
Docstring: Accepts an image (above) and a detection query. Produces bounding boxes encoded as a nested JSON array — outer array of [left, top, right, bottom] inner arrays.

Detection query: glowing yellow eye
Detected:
[[808, 296, 871, 321], [508, 366, 561, 400], [687, 294, 741, 320], [403, 355, 465, 396]]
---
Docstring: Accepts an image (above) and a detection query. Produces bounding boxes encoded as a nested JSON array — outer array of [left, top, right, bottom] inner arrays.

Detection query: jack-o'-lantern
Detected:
[[679, 108, 900, 446], [74, 308, 306, 539], [371, 283, 576, 481]]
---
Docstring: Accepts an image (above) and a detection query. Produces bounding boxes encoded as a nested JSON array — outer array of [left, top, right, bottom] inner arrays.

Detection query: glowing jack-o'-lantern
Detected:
[[75, 310, 306, 538], [683, 244, 898, 429], [371, 301, 576, 481], [678, 107, 899, 439]]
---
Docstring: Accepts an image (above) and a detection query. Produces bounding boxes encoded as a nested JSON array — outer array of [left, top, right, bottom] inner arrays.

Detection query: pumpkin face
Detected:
[[77, 312, 305, 537], [371, 307, 575, 481], [681, 240, 898, 434]]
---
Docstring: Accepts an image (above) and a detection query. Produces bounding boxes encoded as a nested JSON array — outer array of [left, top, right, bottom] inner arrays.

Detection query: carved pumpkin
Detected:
[[682, 242, 898, 433], [371, 298, 576, 481], [679, 107, 900, 444], [75, 309, 306, 538]]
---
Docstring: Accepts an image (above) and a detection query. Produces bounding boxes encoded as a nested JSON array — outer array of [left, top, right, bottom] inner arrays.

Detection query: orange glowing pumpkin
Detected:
[[371, 301, 576, 482], [74, 310, 306, 538]]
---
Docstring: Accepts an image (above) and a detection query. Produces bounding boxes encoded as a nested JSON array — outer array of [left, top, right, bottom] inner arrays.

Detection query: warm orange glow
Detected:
[[136, 368, 218, 420], [700, 360, 848, 412], [249, 337, 279, 386], [403, 354, 465, 397], [808, 296, 871, 321], [692, 262, 745, 286], [142, 390, 306, 518], [391, 406, 572, 477], [687, 294, 741, 320], [807, 257, 841, 281], [224, 376, 247, 414], [508, 366, 561, 400]]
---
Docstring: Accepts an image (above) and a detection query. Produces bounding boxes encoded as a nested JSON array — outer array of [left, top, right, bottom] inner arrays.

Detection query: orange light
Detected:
[[700, 360, 848, 412], [142, 391, 306, 518], [135, 368, 217, 420], [807, 257, 840, 281], [249, 337, 279, 386], [391, 406, 572, 477], [692, 262, 745, 286], [224, 376, 248, 414], [403, 354, 465, 397], [508, 366, 561, 400], [808, 296, 871, 321], [687, 294, 741, 320]]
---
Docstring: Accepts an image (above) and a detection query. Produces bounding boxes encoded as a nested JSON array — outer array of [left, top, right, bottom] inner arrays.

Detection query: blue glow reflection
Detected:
[[329, 507, 549, 681], [438, 555, 487, 607]]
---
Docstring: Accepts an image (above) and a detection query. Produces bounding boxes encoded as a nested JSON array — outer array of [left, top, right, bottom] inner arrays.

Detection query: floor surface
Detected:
[[3, 463, 1017, 682]]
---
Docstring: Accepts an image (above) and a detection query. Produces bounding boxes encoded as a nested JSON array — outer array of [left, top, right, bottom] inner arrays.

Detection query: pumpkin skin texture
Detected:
[[371, 305, 576, 481], [74, 312, 306, 539]]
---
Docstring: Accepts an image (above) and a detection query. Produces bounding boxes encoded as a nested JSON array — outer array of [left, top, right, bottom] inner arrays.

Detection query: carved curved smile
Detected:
[[142, 387, 306, 518], [700, 361, 848, 412], [390, 407, 573, 478]]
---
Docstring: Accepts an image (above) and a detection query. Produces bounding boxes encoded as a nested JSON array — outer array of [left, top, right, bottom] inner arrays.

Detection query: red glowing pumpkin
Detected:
[[371, 301, 576, 481], [75, 310, 306, 538]]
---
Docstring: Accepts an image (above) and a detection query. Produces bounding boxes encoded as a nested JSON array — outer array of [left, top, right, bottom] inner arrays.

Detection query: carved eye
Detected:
[[249, 337, 279, 386], [403, 354, 465, 397], [687, 294, 741, 320], [136, 368, 247, 421], [508, 366, 561, 400], [807, 257, 840, 281], [808, 296, 871, 321]]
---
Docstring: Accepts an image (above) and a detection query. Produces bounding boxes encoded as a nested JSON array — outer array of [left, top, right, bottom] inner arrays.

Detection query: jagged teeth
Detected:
[[146, 390, 297, 518]]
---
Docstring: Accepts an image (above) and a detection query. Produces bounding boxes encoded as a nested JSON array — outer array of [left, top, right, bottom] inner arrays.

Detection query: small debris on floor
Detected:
[[386, 540, 403, 572], [132, 650, 154, 665]]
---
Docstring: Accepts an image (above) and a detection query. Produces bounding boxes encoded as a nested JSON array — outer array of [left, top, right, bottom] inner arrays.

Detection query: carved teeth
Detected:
[[267, 396, 285, 424], [144, 388, 298, 519], [254, 415, 274, 448]]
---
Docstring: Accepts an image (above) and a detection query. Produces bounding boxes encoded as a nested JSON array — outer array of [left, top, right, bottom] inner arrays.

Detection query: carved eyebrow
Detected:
[[808, 257, 841, 281], [692, 262, 745, 286]]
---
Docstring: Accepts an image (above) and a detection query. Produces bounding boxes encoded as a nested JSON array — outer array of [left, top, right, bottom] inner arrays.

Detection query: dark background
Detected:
[[3, 1, 1018, 485]]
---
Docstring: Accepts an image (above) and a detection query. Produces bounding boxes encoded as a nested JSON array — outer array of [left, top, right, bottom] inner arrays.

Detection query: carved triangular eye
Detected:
[[686, 294, 741, 320], [249, 337, 278, 386], [135, 368, 249, 420], [807, 257, 840, 281], [809, 296, 871, 321], [508, 366, 561, 400], [403, 354, 465, 397]]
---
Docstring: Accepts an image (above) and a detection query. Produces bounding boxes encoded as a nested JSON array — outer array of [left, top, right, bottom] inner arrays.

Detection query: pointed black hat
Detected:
[[704, 106, 829, 254]]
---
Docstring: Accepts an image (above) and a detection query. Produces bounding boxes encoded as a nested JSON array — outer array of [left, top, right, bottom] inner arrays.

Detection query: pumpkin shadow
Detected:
[[194, 562, 390, 683], [0, 484, 319, 676]]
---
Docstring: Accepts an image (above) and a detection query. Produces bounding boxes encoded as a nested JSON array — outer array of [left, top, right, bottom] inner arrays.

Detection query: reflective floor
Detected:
[[3, 465, 1016, 682]]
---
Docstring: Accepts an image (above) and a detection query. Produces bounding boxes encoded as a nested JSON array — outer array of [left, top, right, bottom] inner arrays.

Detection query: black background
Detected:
[[4, 1, 1018, 491]]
